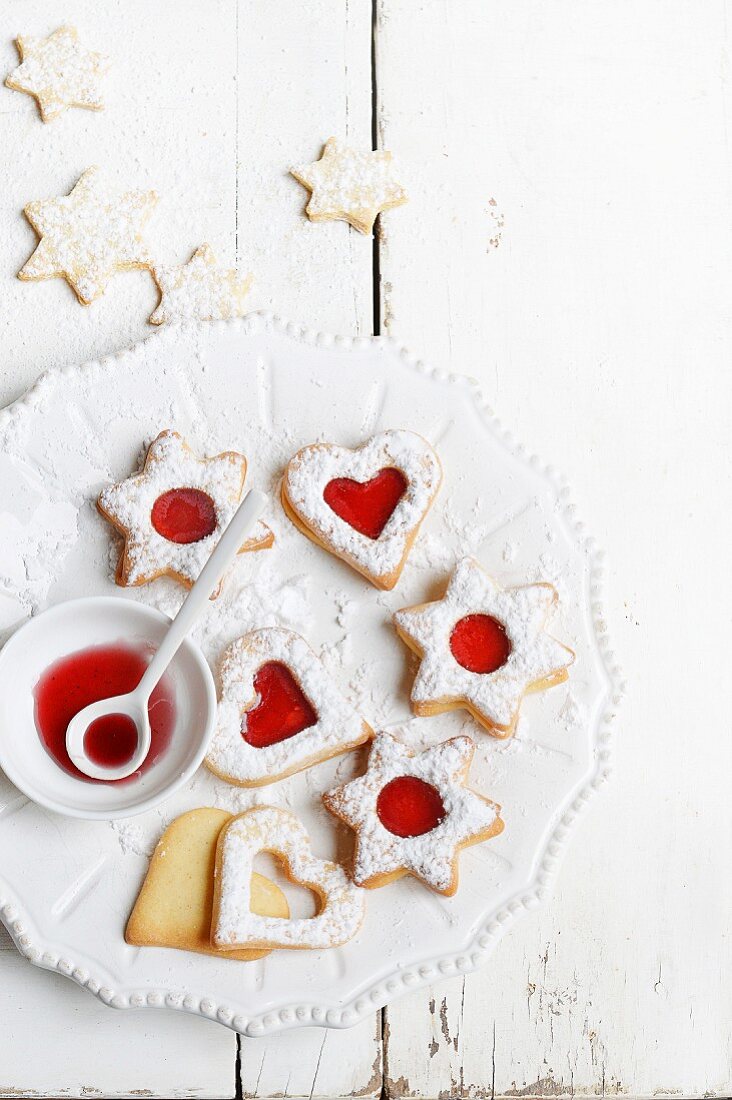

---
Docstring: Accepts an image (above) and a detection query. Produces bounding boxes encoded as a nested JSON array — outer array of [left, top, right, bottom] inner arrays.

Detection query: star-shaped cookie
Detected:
[[150, 244, 253, 326], [19, 167, 157, 304], [323, 731, 503, 895], [290, 137, 407, 234], [5, 26, 111, 122], [97, 430, 273, 596], [394, 557, 574, 737]]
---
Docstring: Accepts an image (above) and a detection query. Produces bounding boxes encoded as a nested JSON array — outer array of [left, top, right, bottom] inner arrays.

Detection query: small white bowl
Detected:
[[0, 596, 216, 820]]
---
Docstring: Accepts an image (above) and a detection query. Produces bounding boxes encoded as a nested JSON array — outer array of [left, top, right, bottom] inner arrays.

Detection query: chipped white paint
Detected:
[[1, 0, 730, 1098]]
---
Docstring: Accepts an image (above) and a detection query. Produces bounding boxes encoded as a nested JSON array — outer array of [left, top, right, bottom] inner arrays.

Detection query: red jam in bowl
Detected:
[[33, 643, 176, 784]]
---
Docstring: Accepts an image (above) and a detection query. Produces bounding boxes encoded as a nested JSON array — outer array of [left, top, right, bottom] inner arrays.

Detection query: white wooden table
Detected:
[[1, 1, 730, 1096]]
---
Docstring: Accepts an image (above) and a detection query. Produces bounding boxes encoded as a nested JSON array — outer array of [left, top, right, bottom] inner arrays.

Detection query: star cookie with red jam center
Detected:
[[97, 430, 273, 596], [394, 556, 574, 738], [281, 429, 442, 590], [323, 731, 504, 896]]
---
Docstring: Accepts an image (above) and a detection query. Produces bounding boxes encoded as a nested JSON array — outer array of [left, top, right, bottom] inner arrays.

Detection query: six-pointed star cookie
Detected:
[[150, 244, 253, 325], [291, 137, 408, 234], [394, 557, 574, 737], [97, 430, 273, 596], [323, 731, 503, 895], [5, 26, 111, 123], [19, 166, 157, 304]]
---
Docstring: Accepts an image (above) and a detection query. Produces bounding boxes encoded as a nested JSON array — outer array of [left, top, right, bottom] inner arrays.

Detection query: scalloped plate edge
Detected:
[[0, 311, 624, 1037]]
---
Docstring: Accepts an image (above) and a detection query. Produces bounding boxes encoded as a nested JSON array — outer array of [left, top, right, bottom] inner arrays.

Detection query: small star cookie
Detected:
[[19, 166, 157, 304], [5, 26, 111, 123], [394, 557, 575, 738], [97, 430, 273, 597], [290, 137, 407, 234], [150, 244, 253, 326], [323, 731, 504, 896]]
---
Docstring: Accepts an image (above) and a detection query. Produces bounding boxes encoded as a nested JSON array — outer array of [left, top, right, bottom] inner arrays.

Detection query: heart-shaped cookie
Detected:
[[125, 808, 289, 960], [205, 627, 372, 787], [281, 429, 442, 589], [211, 806, 365, 951]]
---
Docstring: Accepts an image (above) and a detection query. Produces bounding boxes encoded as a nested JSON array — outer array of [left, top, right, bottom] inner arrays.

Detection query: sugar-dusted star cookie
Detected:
[[394, 557, 575, 738], [19, 167, 157, 304], [149, 244, 253, 326], [323, 731, 503, 896], [290, 137, 408, 234], [97, 430, 273, 597], [5, 26, 111, 123]]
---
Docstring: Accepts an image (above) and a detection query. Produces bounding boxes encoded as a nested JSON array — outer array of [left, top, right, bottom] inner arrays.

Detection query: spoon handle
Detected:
[[137, 489, 267, 699]]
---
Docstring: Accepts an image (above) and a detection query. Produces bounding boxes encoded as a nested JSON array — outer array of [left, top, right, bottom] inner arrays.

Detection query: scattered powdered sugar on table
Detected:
[[110, 820, 156, 858]]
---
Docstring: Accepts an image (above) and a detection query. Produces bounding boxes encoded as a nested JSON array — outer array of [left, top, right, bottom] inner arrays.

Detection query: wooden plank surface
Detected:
[[1, 0, 731, 1096], [376, 0, 732, 1096], [0, 0, 379, 1096]]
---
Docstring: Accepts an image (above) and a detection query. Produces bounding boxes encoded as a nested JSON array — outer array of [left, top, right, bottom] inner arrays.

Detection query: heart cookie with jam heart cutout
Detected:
[[281, 429, 442, 589], [205, 627, 372, 787], [211, 806, 365, 951]]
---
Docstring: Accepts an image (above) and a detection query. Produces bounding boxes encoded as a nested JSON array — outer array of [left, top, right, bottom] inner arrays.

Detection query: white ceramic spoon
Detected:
[[65, 489, 267, 782]]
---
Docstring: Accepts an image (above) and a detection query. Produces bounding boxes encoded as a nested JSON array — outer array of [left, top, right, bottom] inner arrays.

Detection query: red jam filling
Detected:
[[33, 643, 176, 784], [323, 468, 407, 540], [242, 661, 317, 748], [151, 487, 217, 544], [84, 713, 139, 769], [376, 775, 446, 838], [449, 614, 511, 674]]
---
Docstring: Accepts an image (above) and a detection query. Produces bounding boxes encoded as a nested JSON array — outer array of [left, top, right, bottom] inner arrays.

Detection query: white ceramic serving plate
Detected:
[[0, 596, 216, 819], [0, 314, 620, 1036]]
